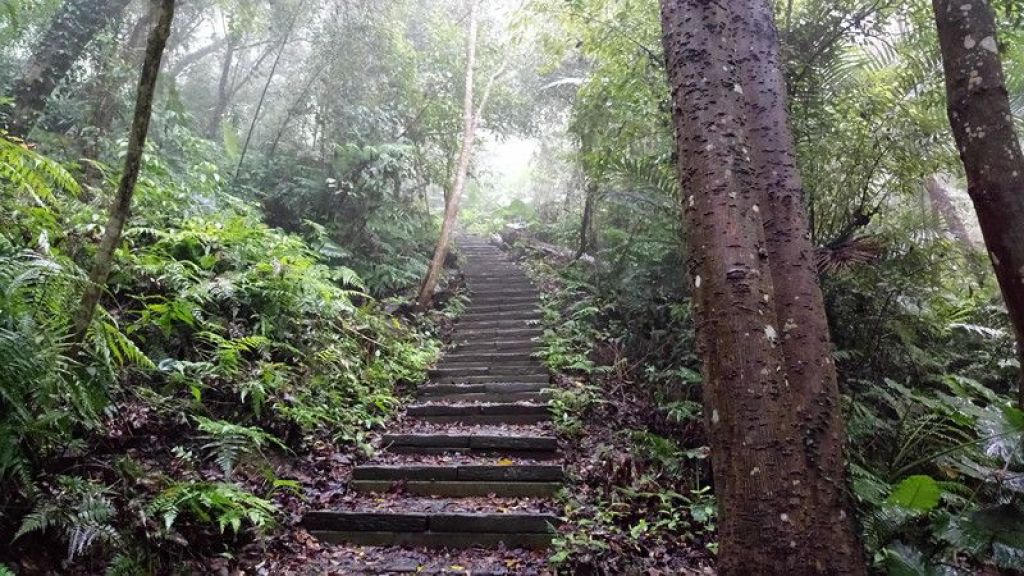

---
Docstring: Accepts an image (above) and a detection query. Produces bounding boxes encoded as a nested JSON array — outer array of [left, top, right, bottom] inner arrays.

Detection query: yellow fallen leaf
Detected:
[[497, 457, 514, 466]]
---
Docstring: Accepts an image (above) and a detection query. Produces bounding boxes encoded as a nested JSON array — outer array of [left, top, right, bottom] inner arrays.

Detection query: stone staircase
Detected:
[[302, 236, 562, 550]]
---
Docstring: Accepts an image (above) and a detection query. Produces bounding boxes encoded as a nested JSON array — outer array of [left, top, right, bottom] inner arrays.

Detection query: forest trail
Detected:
[[301, 236, 563, 557]]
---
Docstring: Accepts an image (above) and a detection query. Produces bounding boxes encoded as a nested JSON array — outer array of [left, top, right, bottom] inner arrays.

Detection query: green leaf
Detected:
[[887, 475, 941, 512], [1002, 405, 1024, 433]]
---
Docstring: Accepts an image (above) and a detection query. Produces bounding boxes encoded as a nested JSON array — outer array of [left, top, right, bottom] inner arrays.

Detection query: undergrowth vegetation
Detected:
[[0, 131, 438, 572], [480, 193, 1024, 574]]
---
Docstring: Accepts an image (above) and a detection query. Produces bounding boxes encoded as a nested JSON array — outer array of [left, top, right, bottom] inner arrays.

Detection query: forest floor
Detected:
[[188, 236, 714, 575]]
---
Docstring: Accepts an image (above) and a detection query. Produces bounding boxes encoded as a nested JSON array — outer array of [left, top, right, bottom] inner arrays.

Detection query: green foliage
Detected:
[[195, 416, 286, 478], [1, 106, 437, 568], [146, 481, 276, 535], [15, 476, 120, 561], [887, 476, 941, 512], [547, 383, 604, 437]]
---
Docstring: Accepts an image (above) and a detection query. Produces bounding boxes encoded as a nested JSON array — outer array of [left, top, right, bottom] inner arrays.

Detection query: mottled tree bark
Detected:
[[733, 0, 866, 571], [73, 0, 176, 339], [932, 0, 1024, 407], [659, 0, 865, 573], [5, 0, 132, 137]]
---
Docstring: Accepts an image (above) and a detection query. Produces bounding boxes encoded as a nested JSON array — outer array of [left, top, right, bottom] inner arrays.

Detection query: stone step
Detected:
[[442, 351, 538, 364], [419, 382, 549, 397], [428, 365, 545, 377], [463, 302, 540, 314], [406, 402, 551, 424], [382, 433, 558, 455], [450, 339, 538, 353], [466, 275, 531, 283], [468, 289, 539, 299], [455, 318, 541, 331], [469, 294, 538, 304], [434, 360, 544, 371], [466, 279, 531, 287], [304, 511, 560, 549], [350, 480, 561, 498], [459, 311, 543, 323], [429, 374, 549, 385], [452, 328, 543, 341], [352, 464, 564, 482], [417, 390, 550, 403]]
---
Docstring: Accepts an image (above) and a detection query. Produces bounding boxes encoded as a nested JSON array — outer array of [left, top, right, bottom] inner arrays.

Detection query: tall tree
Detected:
[[659, 0, 865, 573], [4, 0, 132, 137], [733, 0, 866, 568], [418, 0, 505, 308], [73, 0, 176, 339], [932, 0, 1024, 407]]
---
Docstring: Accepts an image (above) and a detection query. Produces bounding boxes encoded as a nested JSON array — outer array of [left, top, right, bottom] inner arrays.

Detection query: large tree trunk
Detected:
[[659, 1, 865, 573], [73, 0, 176, 340], [733, 0, 866, 570], [5, 0, 132, 137], [932, 0, 1024, 407], [417, 0, 480, 309]]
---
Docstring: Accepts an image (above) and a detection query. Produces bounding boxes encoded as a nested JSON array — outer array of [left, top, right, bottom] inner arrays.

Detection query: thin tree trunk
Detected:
[[575, 181, 596, 259], [659, 1, 865, 573], [233, 4, 304, 183], [734, 0, 866, 570], [932, 0, 1024, 407], [267, 63, 328, 158], [5, 0, 132, 137], [207, 36, 236, 138], [417, 0, 480, 309], [72, 0, 176, 340], [925, 174, 985, 283]]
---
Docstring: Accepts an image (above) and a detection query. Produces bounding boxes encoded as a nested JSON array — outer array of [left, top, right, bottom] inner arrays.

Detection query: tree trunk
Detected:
[[659, 1, 866, 573], [72, 0, 176, 340], [5, 0, 132, 137], [233, 4, 304, 183], [575, 181, 596, 259], [932, 0, 1024, 407], [417, 0, 480, 309], [733, 0, 866, 571], [925, 174, 975, 249], [207, 35, 236, 139]]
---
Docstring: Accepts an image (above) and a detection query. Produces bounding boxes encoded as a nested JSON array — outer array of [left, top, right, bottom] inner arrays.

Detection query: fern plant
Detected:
[[14, 476, 121, 561], [194, 416, 286, 478], [146, 481, 276, 535]]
